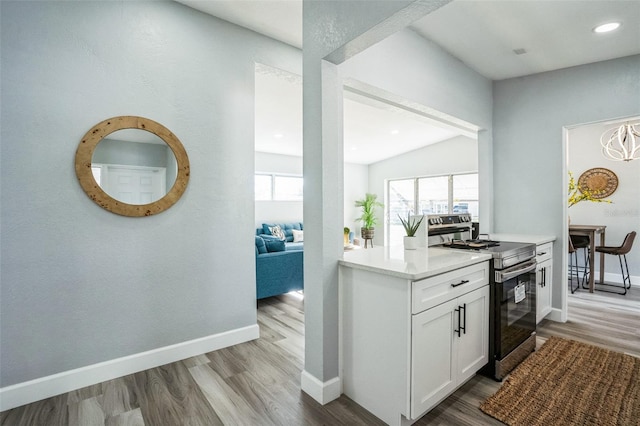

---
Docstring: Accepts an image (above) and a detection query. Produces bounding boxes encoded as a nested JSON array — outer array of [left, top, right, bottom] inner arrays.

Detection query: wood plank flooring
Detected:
[[2, 287, 639, 426]]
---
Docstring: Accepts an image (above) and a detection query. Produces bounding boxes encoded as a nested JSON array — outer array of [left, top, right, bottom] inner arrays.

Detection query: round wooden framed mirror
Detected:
[[75, 116, 190, 217]]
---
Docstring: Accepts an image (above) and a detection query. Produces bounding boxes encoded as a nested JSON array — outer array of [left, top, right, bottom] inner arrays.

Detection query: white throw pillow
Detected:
[[292, 229, 304, 242], [269, 225, 286, 241]]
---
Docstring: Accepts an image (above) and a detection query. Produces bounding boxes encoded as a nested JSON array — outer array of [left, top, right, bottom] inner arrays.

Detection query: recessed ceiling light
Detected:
[[593, 22, 621, 33], [390, 130, 400, 135], [273, 133, 283, 138]]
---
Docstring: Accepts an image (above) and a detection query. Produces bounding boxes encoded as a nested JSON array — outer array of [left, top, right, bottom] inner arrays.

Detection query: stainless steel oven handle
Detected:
[[494, 259, 537, 283], [428, 226, 471, 236]]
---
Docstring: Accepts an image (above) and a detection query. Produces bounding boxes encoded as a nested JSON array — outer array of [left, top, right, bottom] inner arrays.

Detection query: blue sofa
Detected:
[[255, 222, 304, 299]]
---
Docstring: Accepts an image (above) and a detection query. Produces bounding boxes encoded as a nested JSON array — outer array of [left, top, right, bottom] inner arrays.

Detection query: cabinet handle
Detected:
[[538, 251, 547, 256], [454, 304, 467, 337], [542, 267, 546, 287], [451, 279, 470, 288], [461, 303, 467, 335]]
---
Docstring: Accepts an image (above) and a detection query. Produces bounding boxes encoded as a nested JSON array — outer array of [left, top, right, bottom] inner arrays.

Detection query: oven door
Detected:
[[494, 259, 537, 358]]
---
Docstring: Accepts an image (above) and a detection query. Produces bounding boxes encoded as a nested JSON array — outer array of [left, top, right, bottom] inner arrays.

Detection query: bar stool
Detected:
[[568, 236, 581, 293], [594, 231, 636, 295], [570, 235, 591, 289]]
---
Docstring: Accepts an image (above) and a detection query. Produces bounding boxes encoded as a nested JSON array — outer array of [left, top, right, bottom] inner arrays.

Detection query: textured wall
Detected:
[[493, 55, 640, 309], [0, 0, 300, 387]]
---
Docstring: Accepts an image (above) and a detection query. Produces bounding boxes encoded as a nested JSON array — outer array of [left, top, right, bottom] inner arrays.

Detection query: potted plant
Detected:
[[355, 193, 383, 242], [399, 213, 424, 250]]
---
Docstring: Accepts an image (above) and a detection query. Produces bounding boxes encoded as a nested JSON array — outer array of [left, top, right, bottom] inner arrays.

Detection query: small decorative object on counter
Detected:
[[399, 213, 424, 250], [344, 227, 350, 246]]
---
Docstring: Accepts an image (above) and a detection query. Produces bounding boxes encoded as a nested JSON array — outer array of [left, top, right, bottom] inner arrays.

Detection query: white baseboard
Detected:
[[545, 307, 566, 323], [0, 324, 259, 412], [301, 370, 341, 405], [593, 271, 638, 286]]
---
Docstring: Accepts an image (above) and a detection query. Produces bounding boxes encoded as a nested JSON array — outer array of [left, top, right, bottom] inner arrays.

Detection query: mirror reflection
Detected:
[[91, 129, 178, 205], [76, 115, 189, 217]]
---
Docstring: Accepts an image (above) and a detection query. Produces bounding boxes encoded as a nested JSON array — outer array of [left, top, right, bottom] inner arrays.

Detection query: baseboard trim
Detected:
[[594, 271, 638, 287], [546, 307, 566, 323], [301, 370, 341, 405], [0, 324, 259, 412]]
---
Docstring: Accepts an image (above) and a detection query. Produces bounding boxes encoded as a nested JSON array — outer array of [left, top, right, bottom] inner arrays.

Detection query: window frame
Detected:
[[385, 172, 479, 245], [255, 172, 303, 201]]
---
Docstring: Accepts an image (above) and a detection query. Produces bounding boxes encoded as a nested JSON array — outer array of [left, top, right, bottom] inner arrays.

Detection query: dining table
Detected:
[[569, 224, 606, 293]]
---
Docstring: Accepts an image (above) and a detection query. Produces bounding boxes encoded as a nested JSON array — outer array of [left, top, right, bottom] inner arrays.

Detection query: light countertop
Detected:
[[340, 246, 492, 281], [486, 233, 556, 245]]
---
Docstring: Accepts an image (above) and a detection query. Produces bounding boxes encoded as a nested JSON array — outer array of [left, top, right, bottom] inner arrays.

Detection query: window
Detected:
[[388, 179, 416, 245], [274, 175, 303, 200], [452, 174, 479, 219], [386, 173, 479, 246], [418, 176, 449, 215], [255, 173, 303, 201]]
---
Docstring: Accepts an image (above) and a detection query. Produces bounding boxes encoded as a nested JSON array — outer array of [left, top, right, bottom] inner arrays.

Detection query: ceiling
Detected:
[[178, 0, 640, 164], [255, 69, 463, 164]]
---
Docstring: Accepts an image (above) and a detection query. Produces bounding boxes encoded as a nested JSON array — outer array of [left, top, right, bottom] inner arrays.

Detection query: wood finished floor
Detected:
[[2, 286, 639, 426]]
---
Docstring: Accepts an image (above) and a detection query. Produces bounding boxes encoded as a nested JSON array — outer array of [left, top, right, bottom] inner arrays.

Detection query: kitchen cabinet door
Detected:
[[536, 259, 553, 323], [456, 285, 490, 384], [411, 298, 458, 420]]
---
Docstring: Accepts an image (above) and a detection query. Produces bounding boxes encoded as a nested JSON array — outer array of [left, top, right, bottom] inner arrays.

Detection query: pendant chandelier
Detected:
[[600, 122, 639, 162]]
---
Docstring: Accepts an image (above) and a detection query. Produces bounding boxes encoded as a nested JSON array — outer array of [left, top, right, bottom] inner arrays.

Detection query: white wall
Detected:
[[568, 120, 640, 283], [493, 55, 640, 312], [344, 162, 369, 234], [368, 136, 478, 245], [0, 0, 300, 397]]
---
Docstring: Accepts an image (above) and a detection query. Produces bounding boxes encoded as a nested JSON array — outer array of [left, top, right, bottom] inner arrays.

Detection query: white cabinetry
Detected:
[[341, 260, 489, 426], [536, 242, 553, 323], [411, 285, 489, 419]]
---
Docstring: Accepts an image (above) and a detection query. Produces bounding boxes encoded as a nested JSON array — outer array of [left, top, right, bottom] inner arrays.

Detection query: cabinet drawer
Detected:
[[536, 242, 553, 263], [412, 262, 489, 314]]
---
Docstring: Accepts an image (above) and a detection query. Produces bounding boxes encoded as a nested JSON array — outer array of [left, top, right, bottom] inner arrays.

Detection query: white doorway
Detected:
[[93, 164, 167, 204]]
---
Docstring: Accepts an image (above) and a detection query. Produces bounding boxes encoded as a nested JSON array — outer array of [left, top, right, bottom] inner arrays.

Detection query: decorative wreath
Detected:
[[578, 168, 618, 199]]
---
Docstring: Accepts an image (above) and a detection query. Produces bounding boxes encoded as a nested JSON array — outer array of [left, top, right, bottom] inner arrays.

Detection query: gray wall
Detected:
[[0, 0, 300, 387], [493, 55, 640, 309]]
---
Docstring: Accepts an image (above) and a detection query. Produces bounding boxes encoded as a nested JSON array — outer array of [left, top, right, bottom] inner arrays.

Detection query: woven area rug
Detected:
[[480, 336, 640, 426]]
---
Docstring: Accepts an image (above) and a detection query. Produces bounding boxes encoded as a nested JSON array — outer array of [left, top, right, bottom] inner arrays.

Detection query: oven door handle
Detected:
[[428, 226, 471, 236], [494, 259, 537, 283]]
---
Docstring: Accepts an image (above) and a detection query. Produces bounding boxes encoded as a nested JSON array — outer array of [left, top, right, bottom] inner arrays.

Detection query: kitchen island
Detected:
[[339, 246, 492, 426]]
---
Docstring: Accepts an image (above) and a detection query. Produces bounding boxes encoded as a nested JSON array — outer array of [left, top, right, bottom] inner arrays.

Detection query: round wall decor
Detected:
[[577, 167, 618, 199]]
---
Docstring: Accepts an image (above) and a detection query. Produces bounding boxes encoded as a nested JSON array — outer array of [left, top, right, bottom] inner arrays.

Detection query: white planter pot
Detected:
[[404, 236, 419, 250]]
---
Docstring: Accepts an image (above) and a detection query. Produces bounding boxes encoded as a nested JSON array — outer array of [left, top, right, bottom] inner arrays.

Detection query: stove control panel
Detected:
[[427, 214, 472, 226]]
